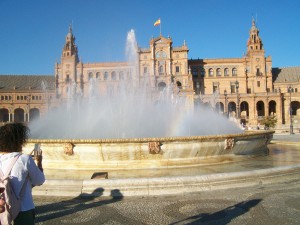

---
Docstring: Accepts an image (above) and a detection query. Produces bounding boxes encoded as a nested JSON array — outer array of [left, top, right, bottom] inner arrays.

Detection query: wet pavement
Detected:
[[33, 134, 300, 225]]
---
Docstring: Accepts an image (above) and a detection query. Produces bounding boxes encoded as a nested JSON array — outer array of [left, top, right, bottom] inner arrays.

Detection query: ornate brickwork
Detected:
[[148, 142, 161, 154], [224, 138, 235, 150], [64, 143, 74, 156]]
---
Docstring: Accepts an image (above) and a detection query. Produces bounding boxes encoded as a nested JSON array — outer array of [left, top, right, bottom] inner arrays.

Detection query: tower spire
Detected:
[[62, 25, 78, 62], [246, 17, 263, 55]]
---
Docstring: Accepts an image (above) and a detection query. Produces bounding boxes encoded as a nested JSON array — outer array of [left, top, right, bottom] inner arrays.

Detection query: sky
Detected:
[[0, 0, 299, 75]]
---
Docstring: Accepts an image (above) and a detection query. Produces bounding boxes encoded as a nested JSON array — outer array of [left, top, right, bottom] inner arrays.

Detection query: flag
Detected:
[[154, 19, 161, 26]]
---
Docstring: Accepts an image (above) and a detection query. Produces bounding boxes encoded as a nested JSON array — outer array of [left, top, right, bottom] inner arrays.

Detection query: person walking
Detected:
[[0, 123, 45, 225]]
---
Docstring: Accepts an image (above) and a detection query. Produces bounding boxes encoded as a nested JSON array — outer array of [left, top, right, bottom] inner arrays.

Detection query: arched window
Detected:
[[128, 72, 132, 80], [215, 102, 224, 113], [143, 67, 148, 74], [216, 68, 221, 76], [88, 72, 93, 80], [96, 72, 100, 79], [192, 68, 198, 77], [176, 81, 182, 89], [0, 108, 9, 122], [240, 101, 249, 118], [209, 68, 214, 76], [232, 68, 237, 76], [256, 101, 265, 117], [269, 101, 276, 116], [29, 108, 40, 121], [291, 101, 300, 116], [65, 74, 70, 83], [159, 65, 164, 74], [112, 71, 116, 80], [224, 68, 229, 76], [104, 72, 109, 80], [200, 68, 205, 77], [228, 102, 237, 117], [158, 82, 166, 91], [119, 71, 124, 80], [155, 51, 167, 58], [14, 108, 25, 123]]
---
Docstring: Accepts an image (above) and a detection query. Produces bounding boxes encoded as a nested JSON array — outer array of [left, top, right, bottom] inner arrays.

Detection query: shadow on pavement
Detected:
[[35, 187, 123, 223], [170, 199, 262, 225]]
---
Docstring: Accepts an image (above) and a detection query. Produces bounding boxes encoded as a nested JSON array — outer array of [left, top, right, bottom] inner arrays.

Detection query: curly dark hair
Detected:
[[0, 123, 30, 152]]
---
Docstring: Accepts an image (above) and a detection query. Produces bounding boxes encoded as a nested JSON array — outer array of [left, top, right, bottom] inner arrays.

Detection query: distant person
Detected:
[[0, 123, 45, 225], [257, 123, 260, 130], [241, 122, 245, 130]]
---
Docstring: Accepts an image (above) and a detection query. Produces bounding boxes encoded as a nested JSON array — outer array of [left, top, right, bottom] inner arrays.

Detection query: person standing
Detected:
[[0, 123, 45, 225]]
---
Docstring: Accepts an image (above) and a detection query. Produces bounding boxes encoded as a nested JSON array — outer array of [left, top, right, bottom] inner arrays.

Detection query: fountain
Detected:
[[24, 30, 274, 186]]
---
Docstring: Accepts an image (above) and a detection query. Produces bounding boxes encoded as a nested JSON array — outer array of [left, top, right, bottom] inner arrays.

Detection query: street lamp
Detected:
[[26, 94, 31, 123], [212, 90, 219, 111], [195, 82, 201, 111], [287, 86, 294, 134], [196, 82, 200, 95], [235, 80, 240, 120], [224, 89, 228, 117]]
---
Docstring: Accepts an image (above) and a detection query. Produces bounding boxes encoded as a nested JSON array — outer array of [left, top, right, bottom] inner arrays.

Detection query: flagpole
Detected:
[[154, 18, 162, 36], [160, 20, 162, 36]]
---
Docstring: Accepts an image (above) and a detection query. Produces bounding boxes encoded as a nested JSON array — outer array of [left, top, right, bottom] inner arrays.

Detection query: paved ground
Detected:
[[33, 134, 300, 225], [272, 133, 300, 143]]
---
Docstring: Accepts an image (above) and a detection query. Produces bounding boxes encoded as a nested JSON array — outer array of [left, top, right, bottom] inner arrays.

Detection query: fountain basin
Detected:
[[24, 131, 274, 172]]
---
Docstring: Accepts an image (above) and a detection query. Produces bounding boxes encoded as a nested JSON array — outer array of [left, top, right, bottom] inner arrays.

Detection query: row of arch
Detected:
[[87, 71, 132, 81], [1, 101, 299, 124], [58, 71, 134, 85], [0, 95, 43, 101], [192, 67, 238, 77], [196, 100, 300, 117], [0, 108, 40, 123]]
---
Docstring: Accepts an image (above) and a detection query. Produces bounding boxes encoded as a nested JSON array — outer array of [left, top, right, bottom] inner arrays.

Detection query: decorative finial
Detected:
[[252, 17, 256, 27], [184, 40, 186, 46], [69, 24, 73, 34]]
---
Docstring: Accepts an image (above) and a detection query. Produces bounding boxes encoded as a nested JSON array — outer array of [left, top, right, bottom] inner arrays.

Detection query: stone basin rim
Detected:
[[28, 130, 274, 144]]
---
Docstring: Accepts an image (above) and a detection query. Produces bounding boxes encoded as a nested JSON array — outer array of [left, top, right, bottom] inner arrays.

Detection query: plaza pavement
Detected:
[[33, 134, 300, 225]]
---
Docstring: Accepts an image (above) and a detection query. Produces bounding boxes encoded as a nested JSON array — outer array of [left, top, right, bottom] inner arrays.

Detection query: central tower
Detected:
[[55, 25, 79, 98]]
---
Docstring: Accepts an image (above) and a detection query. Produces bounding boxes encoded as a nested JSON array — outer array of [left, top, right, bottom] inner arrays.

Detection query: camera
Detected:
[[34, 143, 42, 157]]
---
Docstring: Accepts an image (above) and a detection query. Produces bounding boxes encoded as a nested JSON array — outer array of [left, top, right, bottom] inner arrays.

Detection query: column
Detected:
[[277, 95, 283, 125]]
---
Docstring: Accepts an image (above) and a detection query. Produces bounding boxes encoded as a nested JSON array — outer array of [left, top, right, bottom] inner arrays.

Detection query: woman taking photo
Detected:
[[0, 123, 45, 225]]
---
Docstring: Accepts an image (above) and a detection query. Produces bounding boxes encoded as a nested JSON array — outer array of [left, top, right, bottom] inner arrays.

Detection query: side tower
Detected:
[[55, 25, 79, 99], [245, 18, 272, 93]]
